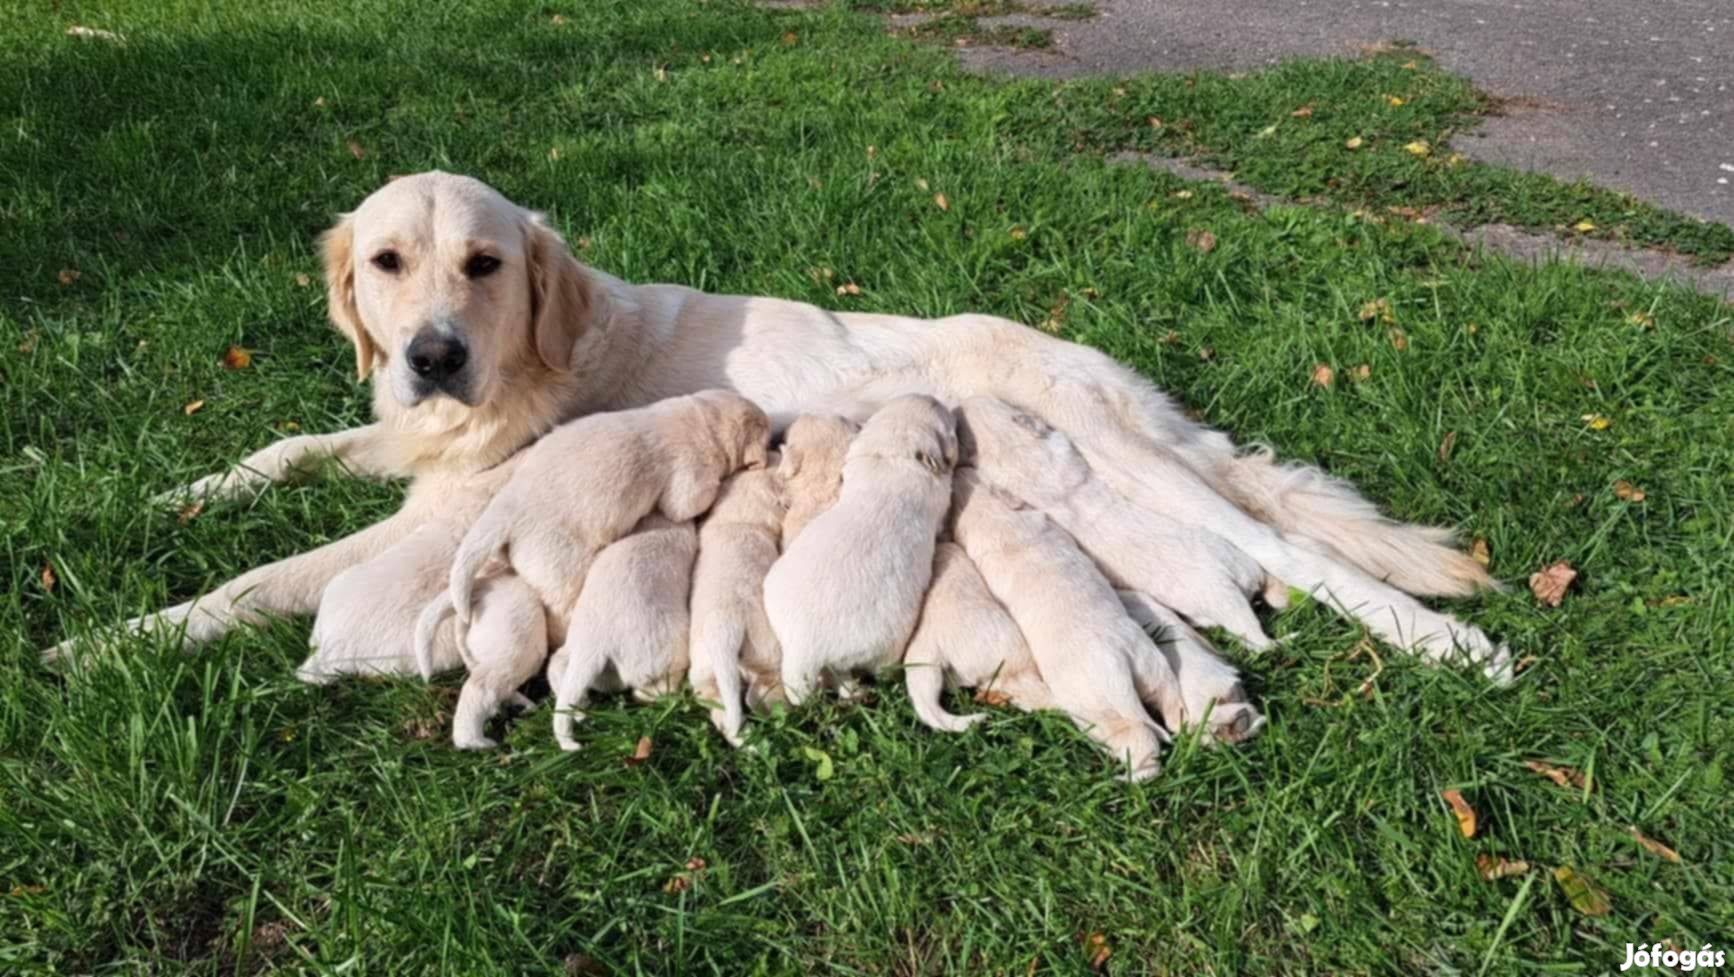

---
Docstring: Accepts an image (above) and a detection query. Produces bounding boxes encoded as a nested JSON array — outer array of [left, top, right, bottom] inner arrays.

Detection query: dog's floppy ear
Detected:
[[524, 212, 596, 373], [320, 213, 377, 381]]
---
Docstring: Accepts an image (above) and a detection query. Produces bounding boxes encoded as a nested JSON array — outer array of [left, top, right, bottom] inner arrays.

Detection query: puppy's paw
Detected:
[[453, 733, 499, 751], [1201, 701, 1265, 745]]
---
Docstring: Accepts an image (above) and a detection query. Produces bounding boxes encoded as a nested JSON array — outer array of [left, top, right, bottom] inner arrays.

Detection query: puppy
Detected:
[[443, 388, 768, 638], [1118, 590, 1265, 745], [418, 574, 547, 749], [902, 542, 1051, 733], [551, 514, 699, 751], [956, 396, 1281, 651], [765, 396, 957, 705], [776, 413, 860, 545], [949, 469, 1178, 781], [687, 463, 788, 747]]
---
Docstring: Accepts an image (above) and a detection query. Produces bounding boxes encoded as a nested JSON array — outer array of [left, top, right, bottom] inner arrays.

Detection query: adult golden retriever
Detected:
[[46, 172, 1508, 681]]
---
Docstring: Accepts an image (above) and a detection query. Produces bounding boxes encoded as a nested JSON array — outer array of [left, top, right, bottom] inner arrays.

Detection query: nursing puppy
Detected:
[[552, 514, 699, 751], [423, 574, 547, 749], [949, 469, 1178, 781], [1118, 590, 1264, 745], [956, 396, 1279, 651], [445, 389, 769, 639], [777, 414, 860, 545], [687, 464, 788, 747], [765, 396, 957, 705], [902, 542, 1051, 733]]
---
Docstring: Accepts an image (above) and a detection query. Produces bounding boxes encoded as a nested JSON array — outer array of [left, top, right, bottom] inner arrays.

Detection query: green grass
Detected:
[[3, 0, 1733, 973]]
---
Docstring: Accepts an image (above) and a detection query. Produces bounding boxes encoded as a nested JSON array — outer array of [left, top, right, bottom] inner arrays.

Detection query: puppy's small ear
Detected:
[[524, 212, 597, 373], [776, 443, 803, 479], [320, 213, 377, 381]]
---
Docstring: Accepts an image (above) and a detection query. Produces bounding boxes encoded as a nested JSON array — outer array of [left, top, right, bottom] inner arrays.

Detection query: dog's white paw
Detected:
[[453, 733, 498, 751]]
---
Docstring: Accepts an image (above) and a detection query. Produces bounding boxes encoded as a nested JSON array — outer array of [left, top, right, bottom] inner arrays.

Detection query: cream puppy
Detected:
[[765, 395, 958, 705], [902, 542, 1051, 733], [776, 414, 860, 545], [445, 389, 769, 639], [949, 469, 1178, 781], [426, 574, 547, 749], [956, 396, 1280, 651], [1117, 590, 1265, 745], [687, 463, 788, 747], [552, 514, 699, 750]]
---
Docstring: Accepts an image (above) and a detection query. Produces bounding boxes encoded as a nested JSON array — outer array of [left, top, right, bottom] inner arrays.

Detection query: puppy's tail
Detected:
[[692, 614, 750, 747], [1218, 447, 1496, 598], [414, 589, 472, 680], [449, 505, 511, 623]]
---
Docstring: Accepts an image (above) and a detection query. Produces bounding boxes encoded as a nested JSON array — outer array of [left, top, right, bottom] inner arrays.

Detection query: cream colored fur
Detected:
[[48, 172, 1502, 687], [764, 396, 958, 705]]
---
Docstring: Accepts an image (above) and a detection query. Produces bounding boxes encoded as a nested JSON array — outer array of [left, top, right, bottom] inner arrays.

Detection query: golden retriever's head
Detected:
[[851, 394, 958, 477], [320, 171, 597, 410]]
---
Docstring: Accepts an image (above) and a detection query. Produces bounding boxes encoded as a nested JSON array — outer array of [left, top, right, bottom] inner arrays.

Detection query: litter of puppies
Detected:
[[407, 390, 1391, 777]]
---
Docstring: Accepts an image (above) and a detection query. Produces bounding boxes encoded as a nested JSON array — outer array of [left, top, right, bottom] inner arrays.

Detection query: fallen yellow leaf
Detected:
[[1345, 136, 1364, 150], [57, 268, 81, 286], [1612, 480, 1645, 503], [1476, 854, 1529, 881], [1626, 310, 1655, 329], [1352, 363, 1372, 381], [1627, 827, 1681, 863], [1171, 189, 1193, 200], [1009, 225, 1027, 240], [221, 345, 252, 370], [1436, 430, 1458, 464], [1082, 933, 1111, 972], [1290, 105, 1314, 118], [1470, 537, 1491, 566], [183, 399, 206, 416], [1185, 228, 1217, 253], [1310, 363, 1335, 388], [1524, 759, 1586, 790], [1384, 95, 1406, 107], [934, 193, 949, 211], [836, 282, 862, 296], [1581, 413, 1611, 431], [294, 273, 311, 287], [1573, 220, 1596, 233], [1441, 789, 1477, 837], [1528, 561, 1577, 607], [1552, 866, 1611, 916], [40, 564, 57, 593], [1404, 140, 1431, 157], [346, 139, 365, 160], [624, 736, 654, 766], [176, 500, 205, 525], [1390, 328, 1409, 350], [781, 31, 798, 45], [973, 687, 1013, 707], [1358, 297, 1393, 323], [1147, 116, 1163, 129]]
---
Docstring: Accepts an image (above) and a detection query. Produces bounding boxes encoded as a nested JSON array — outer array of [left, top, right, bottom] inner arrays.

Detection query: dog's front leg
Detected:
[[155, 423, 403, 505], [44, 510, 419, 668]]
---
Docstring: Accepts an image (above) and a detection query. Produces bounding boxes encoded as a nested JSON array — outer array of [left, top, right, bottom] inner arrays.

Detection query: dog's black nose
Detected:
[[406, 331, 468, 382]]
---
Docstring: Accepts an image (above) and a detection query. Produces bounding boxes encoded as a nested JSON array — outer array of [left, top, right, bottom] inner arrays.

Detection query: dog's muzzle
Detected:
[[405, 329, 472, 401]]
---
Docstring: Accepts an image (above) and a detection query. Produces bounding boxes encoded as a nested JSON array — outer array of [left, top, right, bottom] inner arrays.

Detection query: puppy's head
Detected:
[[776, 413, 860, 486], [697, 391, 772, 471], [954, 396, 1083, 493], [320, 171, 601, 411], [852, 394, 958, 477]]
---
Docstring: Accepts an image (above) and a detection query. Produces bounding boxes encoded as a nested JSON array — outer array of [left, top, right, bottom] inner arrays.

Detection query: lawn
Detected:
[[3, 0, 1732, 973]]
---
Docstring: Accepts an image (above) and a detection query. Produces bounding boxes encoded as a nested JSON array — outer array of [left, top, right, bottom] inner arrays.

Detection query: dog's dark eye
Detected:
[[464, 254, 501, 279], [372, 250, 401, 273]]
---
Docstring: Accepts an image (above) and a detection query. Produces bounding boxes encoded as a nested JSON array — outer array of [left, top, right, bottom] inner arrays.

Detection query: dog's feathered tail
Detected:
[[449, 504, 512, 623], [413, 589, 471, 680], [1220, 447, 1497, 597]]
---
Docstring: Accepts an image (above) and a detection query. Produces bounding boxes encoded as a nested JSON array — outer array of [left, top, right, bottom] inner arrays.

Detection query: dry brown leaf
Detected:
[[176, 500, 205, 525], [1563, 493, 1585, 508], [1436, 430, 1458, 464], [1351, 363, 1371, 381], [1081, 933, 1111, 972], [183, 399, 206, 416], [973, 687, 1013, 707], [221, 345, 252, 370], [17, 329, 40, 355], [1470, 537, 1491, 567], [915, 178, 930, 192], [1627, 827, 1681, 863], [1441, 789, 1477, 837], [1290, 105, 1314, 118], [933, 193, 949, 212], [1009, 225, 1027, 240], [1528, 561, 1577, 607], [294, 273, 311, 287], [836, 282, 862, 297], [1185, 228, 1217, 253], [57, 268, 81, 286], [562, 953, 603, 977], [653, 65, 668, 82], [66, 25, 125, 44], [1197, 346, 1215, 362], [1476, 854, 1530, 881], [1170, 189, 1193, 200], [1310, 363, 1335, 388], [1627, 310, 1656, 329], [684, 857, 707, 872], [1146, 115, 1163, 129], [1358, 298, 1393, 323], [1524, 759, 1586, 790], [1552, 866, 1611, 916], [40, 564, 57, 593], [549, 14, 567, 25], [895, 831, 937, 845], [1612, 480, 1646, 503], [1404, 140, 1430, 157], [346, 139, 366, 160], [1345, 135, 1364, 150], [781, 31, 798, 46], [662, 874, 691, 894], [624, 736, 654, 766]]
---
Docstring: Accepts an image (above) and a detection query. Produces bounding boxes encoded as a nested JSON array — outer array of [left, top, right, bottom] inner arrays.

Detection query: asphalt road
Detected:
[[962, 0, 1734, 227]]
